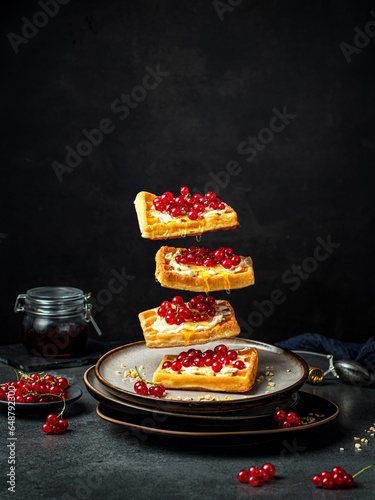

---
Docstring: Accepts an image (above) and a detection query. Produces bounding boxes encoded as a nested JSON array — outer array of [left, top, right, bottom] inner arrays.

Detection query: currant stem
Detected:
[[57, 398, 66, 419], [353, 465, 374, 478], [134, 366, 159, 387]]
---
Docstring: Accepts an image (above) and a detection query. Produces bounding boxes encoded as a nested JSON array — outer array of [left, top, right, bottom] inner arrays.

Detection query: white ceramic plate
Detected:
[[95, 338, 308, 413]]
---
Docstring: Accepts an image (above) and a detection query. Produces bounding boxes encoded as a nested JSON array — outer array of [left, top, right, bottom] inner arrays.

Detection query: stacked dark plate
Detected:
[[85, 338, 339, 441]]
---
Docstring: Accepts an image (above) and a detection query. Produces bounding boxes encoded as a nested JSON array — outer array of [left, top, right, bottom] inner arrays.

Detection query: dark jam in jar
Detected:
[[15, 287, 91, 357]]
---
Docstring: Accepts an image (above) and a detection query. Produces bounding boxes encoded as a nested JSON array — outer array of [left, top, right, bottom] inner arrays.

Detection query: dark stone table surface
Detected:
[[1, 363, 374, 500]]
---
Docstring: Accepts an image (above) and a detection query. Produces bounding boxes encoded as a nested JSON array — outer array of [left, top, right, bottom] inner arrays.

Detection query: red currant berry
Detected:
[[332, 473, 345, 486], [58, 419, 69, 431], [203, 258, 214, 267], [205, 191, 216, 201], [193, 358, 204, 367], [44, 375, 55, 383], [233, 360, 245, 370], [221, 259, 232, 269], [135, 382, 148, 396], [312, 475, 322, 486], [214, 249, 225, 261], [231, 255, 241, 266], [218, 203, 226, 210], [171, 207, 181, 217], [262, 463, 276, 478], [162, 361, 172, 369], [321, 471, 331, 480], [0, 390, 6, 401], [212, 361, 223, 373], [293, 419, 303, 427], [188, 210, 198, 220], [281, 420, 292, 428], [152, 385, 164, 398], [220, 356, 230, 365], [158, 306, 166, 317], [161, 191, 174, 203], [15, 396, 24, 403], [59, 392, 67, 400], [206, 307, 216, 317], [47, 413, 58, 424], [182, 358, 192, 368], [51, 424, 62, 434], [166, 315, 177, 325], [249, 476, 259, 487], [50, 386, 60, 395], [31, 382, 41, 392], [343, 474, 353, 488], [322, 478, 334, 489], [30, 373, 39, 381], [238, 470, 249, 483], [192, 313, 201, 322], [180, 186, 189, 196], [227, 350, 238, 361], [205, 295, 215, 306], [42, 422, 52, 433], [286, 412, 298, 424], [259, 470, 269, 482], [25, 395, 35, 403], [274, 410, 286, 422], [38, 396, 49, 403], [214, 344, 228, 354], [248, 466, 259, 476], [172, 295, 184, 305], [171, 361, 182, 372], [332, 467, 345, 475], [204, 357, 213, 367], [196, 301, 207, 312], [161, 301, 172, 309], [224, 247, 233, 256]]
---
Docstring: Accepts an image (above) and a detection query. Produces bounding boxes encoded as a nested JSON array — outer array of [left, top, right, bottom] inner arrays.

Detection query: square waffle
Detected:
[[155, 246, 255, 293], [134, 191, 239, 240], [138, 300, 240, 348], [153, 347, 258, 393]]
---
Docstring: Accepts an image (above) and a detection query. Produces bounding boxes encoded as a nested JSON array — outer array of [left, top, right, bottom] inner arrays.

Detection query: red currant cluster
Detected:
[[157, 294, 217, 325], [153, 186, 226, 220], [133, 367, 165, 397], [238, 463, 276, 487], [312, 467, 353, 489], [42, 413, 69, 435], [0, 372, 68, 403], [162, 344, 245, 374], [175, 246, 241, 269], [274, 410, 303, 428]]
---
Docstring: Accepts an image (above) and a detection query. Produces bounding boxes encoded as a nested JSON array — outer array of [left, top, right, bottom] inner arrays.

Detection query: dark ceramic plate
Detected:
[[95, 391, 339, 439], [0, 385, 83, 414], [95, 338, 309, 414], [84, 366, 299, 425]]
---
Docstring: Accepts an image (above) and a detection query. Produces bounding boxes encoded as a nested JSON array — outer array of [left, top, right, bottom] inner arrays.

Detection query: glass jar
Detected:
[[14, 287, 94, 357]]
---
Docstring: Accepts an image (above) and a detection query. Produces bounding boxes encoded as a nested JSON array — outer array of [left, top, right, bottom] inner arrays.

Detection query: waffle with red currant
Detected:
[[152, 345, 258, 393], [155, 245, 255, 292], [138, 295, 240, 348], [134, 187, 239, 240]]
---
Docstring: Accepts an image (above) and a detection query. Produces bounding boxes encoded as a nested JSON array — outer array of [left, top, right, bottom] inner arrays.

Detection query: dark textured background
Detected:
[[1, 0, 374, 347]]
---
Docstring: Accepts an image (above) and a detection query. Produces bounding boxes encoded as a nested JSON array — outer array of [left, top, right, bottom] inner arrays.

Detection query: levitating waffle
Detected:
[[155, 246, 255, 293], [134, 191, 239, 240], [153, 347, 258, 393], [138, 299, 240, 348]]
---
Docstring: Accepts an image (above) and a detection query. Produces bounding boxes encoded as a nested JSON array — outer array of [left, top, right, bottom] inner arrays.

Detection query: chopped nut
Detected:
[[269, 372, 274, 376], [268, 382, 275, 387], [371, 434, 374, 437], [204, 395, 212, 400], [198, 395, 204, 401], [267, 378, 272, 382], [266, 366, 270, 369], [265, 371, 270, 376], [361, 438, 366, 443], [142, 373, 146, 376], [354, 437, 360, 441], [125, 370, 130, 377], [121, 363, 125, 367], [224, 396, 233, 400], [355, 443, 361, 449], [176, 397, 182, 401], [287, 369, 291, 372], [122, 379, 126, 382], [130, 372, 137, 378], [116, 370, 121, 374], [139, 365, 144, 370], [164, 396, 172, 400], [215, 397, 221, 401], [256, 378, 261, 382], [184, 397, 193, 401], [136, 376, 141, 382], [370, 426, 375, 431], [340, 448, 344, 451], [259, 375, 264, 379], [242, 396, 250, 399], [270, 366, 274, 369]]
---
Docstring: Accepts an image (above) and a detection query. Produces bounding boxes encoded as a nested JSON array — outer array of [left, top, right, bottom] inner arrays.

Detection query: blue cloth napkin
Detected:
[[275, 333, 375, 372]]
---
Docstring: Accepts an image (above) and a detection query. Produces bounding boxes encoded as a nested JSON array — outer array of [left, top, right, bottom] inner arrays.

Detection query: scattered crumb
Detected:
[[269, 372, 274, 376], [265, 391, 270, 394], [121, 363, 125, 367], [370, 426, 375, 431], [184, 397, 193, 401], [164, 396, 172, 400], [139, 365, 144, 370], [270, 366, 274, 369], [259, 375, 264, 379], [205, 395, 213, 400], [354, 437, 360, 441], [122, 379, 126, 382], [265, 371, 270, 376], [355, 443, 361, 449], [125, 370, 130, 377], [198, 395, 204, 401], [224, 396, 233, 400], [268, 382, 275, 387], [266, 365, 270, 369], [256, 379, 261, 382], [116, 370, 121, 374], [243, 396, 250, 399], [340, 448, 344, 451], [130, 372, 137, 379], [287, 369, 291, 373], [371, 434, 374, 437], [215, 397, 221, 401], [274, 407, 280, 411], [176, 397, 182, 401]]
